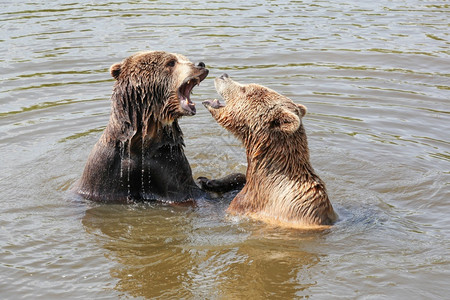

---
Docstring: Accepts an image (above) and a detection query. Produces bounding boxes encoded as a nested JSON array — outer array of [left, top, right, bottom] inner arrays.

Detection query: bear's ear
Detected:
[[296, 103, 307, 117], [271, 107, 301, 133], [110, 63, 122, 80]]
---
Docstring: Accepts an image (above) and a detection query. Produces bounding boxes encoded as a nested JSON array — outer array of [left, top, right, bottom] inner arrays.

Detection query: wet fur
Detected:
[[73, 52, 244, 203], [204, 75, 337, 227]]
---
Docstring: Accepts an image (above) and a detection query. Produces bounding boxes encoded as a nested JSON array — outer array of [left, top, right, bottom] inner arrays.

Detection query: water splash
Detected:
[[141, 135, 146, 198], [119, 140, 125, 189], [126, 137, 132, 199], [119, 138, 133, 201]]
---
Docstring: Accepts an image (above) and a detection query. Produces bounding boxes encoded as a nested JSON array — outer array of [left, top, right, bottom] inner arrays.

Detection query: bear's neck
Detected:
[[244, 128, 315, 180], [104, 116, 183, 148], [103, 91, 183, 146]]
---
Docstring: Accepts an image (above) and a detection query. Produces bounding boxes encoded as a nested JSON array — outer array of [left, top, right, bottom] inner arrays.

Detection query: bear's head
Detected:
[[203, 74, 307, 144], [109, 51, 208, 134]]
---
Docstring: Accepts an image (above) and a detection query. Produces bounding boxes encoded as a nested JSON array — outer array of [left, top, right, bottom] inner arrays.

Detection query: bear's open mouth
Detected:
[[178, 72, 208, 115], [202, 98, 225, 109]]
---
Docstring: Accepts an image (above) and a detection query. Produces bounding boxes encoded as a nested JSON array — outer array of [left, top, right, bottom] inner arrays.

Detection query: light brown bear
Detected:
[[203, 74, 337, 228], [73, 52, 245, 203]]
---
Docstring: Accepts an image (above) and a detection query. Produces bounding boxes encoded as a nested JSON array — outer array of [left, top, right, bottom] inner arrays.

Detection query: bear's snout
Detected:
[[197, 62, 206, 69]]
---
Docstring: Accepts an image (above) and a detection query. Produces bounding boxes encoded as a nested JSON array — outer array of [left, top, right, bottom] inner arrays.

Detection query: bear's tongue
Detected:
[[180, 95, 196, 115], [179, 78, 198, 115]]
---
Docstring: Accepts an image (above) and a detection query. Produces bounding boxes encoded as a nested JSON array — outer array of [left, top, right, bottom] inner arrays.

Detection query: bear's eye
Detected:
[[166, 60, 176, 67]]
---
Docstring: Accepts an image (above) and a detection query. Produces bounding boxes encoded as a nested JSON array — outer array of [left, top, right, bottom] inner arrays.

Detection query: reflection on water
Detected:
[[82, 202, 322, 298], [1, 0, 449, 299]]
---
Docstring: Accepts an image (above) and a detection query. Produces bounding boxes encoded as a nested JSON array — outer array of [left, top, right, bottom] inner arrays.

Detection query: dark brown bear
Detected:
[[203, 74, 337, 228], [73, 51, 245, 203]]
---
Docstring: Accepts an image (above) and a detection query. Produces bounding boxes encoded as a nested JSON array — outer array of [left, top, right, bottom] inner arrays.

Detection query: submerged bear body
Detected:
[[77, 122, 201, 203]]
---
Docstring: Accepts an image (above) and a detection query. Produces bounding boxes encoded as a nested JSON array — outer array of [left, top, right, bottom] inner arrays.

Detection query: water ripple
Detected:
[[1, 0, 449, 298]]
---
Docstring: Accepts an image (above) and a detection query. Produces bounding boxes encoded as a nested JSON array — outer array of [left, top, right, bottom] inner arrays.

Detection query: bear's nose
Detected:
[[219, 73, 229, 80], [197, 62, 206, 68]]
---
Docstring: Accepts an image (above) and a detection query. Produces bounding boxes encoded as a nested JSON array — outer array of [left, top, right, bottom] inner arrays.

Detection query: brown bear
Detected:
[[73, 51, 245, 203], [203, 74, 337, 228]]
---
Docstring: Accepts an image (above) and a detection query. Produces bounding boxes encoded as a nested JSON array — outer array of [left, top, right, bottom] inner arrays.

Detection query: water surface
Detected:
[[1, 0, 449, 298]]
